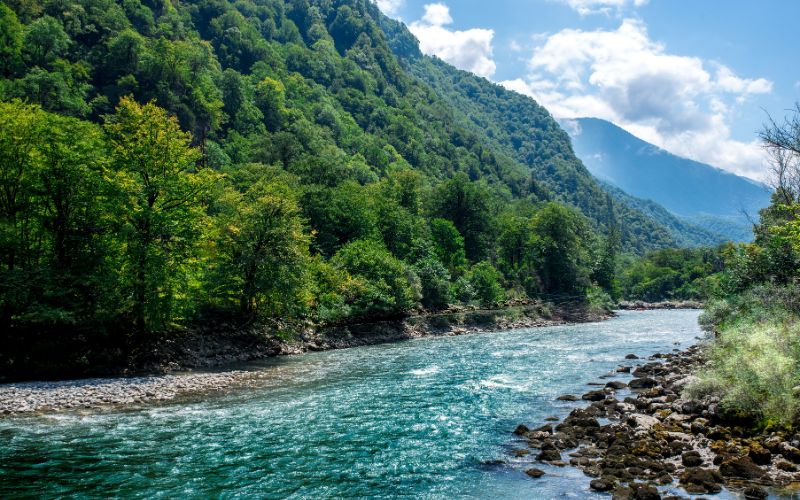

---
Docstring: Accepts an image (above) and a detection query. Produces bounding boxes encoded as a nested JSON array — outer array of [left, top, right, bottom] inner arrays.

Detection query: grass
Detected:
[[688, 285, 800, 428]]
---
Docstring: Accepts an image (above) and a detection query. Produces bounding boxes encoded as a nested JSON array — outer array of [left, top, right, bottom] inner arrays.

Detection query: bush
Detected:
[[690, 320, 800, 426], [693, 284, 800, 427], [331, 239, 421, 319], [414, 257, 452, 310], [467, 261, 505, 308]]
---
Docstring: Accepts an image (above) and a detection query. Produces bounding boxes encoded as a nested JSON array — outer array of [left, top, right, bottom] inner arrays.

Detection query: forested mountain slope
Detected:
[[567, 117, 771, 242], [0, 0, 719, 376]]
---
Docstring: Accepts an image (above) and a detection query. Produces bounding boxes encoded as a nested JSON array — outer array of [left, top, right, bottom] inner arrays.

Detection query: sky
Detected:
[[375, 0, 800, 181]]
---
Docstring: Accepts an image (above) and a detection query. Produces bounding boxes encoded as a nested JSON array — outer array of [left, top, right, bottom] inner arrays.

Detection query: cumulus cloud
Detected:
[[500, 19, 773, 180], [560, 0, 648, 16], [374, 0, 404, 18], [409, 3, 496, 79]]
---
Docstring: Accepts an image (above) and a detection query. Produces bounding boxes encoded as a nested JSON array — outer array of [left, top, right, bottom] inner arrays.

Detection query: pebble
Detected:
[[0, 371, 263, 415]]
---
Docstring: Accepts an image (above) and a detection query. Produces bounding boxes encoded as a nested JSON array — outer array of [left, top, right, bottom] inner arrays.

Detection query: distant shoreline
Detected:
[[617, 300, 703, 310]]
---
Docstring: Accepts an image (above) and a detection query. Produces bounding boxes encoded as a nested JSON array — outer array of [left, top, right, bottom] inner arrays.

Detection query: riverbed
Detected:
[[0, 310, 705, 498]]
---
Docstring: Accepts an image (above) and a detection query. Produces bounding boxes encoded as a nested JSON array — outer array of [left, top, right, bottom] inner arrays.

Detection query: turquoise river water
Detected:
[[0, 310, 722, 499]]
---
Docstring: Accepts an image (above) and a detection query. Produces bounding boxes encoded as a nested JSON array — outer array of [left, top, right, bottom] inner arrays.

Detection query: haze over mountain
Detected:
[[565, 117, 772, 242]]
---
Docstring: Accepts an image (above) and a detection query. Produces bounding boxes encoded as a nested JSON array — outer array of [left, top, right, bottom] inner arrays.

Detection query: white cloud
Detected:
[[500, 19, 773, 180], [560, 0, 648, 16], [374, 0, 404, 18], [409, 3, 497, 78], [420, 3, 452, 25]]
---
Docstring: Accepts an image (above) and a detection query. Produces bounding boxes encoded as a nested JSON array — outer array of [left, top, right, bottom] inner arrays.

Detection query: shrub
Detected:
[[331, 239, 421, 319], [468, 261, 505, 308], [414, 257, 453, 310]]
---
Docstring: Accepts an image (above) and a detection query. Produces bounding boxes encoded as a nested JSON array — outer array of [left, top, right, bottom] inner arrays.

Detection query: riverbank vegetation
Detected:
[[0, 0, 633, 379], [687, 105, 800, 428]]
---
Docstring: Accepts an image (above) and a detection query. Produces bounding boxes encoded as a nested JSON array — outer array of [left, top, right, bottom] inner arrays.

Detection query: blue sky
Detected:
[[375, 0, 800, 180]]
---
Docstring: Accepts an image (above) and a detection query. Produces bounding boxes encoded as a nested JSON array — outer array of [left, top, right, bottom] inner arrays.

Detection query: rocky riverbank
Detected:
[[0, 302, 610, 416], [617, 300, 703, 310], [512, 344, 800, 498]]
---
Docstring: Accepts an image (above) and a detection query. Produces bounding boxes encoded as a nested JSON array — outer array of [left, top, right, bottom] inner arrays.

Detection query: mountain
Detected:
[[0, 0, 716, 254], [565, 117, 772, 242], [379, 28, 717, 251]]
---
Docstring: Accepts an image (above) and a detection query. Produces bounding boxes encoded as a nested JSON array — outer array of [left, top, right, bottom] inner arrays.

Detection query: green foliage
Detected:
[[414, 256, 452, 310], [466, 261, 505, 308], [620, 247, 724, 302], [529, 203, 593, 297], [691, 285, 800, 426], [0, 0, 656, 377], [209, 169, 312, 318], [331, 239, 420, 319], [429, 218, 467, 275], [431, 173, 496, 262], [105, 97, 212, 333]]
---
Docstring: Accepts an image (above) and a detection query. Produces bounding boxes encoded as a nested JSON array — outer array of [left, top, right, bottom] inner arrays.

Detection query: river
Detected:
[[0, 310, 707, 498]]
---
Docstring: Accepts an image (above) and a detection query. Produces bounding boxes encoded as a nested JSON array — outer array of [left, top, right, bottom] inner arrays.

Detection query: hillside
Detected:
[[566, 117, 771, 241], [0, 0, 723, 376]]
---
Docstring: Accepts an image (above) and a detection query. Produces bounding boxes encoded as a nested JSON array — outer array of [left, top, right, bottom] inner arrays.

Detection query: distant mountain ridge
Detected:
[[565, 117, 772, 242]]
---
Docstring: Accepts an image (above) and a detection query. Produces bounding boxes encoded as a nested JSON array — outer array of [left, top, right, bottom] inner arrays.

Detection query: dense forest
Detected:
[[2, 0, 786, 382], [0, 0, 652, 376]]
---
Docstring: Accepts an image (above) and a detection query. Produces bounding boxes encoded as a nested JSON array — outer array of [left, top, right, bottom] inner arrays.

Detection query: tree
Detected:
[[429, 218, 467, 275], [0, 4, 23, 75], [530, 203, 593, 297], [211, 173, 312, 317], [105, 97, 214, 334], [22, 15, 70, 68], [431, 173, 495, 262], [331, 239, 420, 319], [467, 261, 505, 307]]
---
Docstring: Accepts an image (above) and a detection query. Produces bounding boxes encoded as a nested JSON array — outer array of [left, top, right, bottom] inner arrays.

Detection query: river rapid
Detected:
[[0, 310, 706, 498]]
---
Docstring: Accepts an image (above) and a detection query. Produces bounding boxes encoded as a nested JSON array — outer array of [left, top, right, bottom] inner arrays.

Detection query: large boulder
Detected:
[[629, 378, 658, 389], [719, 455, 765, 479], [679, 467, 723, 494]]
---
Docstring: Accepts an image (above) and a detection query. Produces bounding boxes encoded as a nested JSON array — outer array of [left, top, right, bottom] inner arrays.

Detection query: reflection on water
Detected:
[[0, 310, 711, 498]]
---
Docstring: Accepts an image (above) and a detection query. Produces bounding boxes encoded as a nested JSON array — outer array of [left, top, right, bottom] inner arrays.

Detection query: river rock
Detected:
[[628, 378, 657, 389], [556, 394, 578, 401], [743, 485, 768, 499], [748, 443, 772, 465], [537, 449, 561, 462], [625, 354, 639, 359], [719, 455, 765, 479], [525, 468, 545, 478], [582, 390, 607, 401], [589, 477, 614, 492], [605, 381, 627, 390], [679, 467, 723, 494], [681, 450, 704, 467], [778, 442, 800, 462]]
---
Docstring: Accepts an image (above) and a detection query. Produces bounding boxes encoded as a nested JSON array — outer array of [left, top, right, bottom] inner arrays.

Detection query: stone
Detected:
[[625, 354, 639, 359], [778, 442, 800, 462], [556, 394, 578, 401], [689, 420, 708, 435], [748, 443, 771, 465], [628, 378, 658, 389], [605, 381, 627, 390], [582, 390, 607, 401], [525, 468, 545, 478], [679, 467, 723, 494], [743, 485, 768, 499], [630, 483, 661, 500], [776, 460, 797, 472], [513, 424, 530, 435], [589, 478, 614, 492], [537, 448, 561, 462], [681, 451, 703, 467], [719, 455, 765, 479]]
